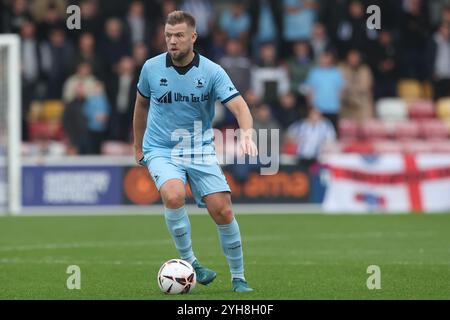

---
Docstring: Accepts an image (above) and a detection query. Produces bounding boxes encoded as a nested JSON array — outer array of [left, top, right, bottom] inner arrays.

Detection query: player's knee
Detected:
[[217, 207, 234, 224], [164, 192, 185, 209]]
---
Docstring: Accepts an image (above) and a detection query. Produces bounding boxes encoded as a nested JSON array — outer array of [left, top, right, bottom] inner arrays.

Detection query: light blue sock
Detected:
[[217, 218, 245, 280], [164, 207, 196, 264]]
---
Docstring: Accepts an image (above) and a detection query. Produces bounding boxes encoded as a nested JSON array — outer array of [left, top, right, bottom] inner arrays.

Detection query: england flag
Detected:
[[322, 154, 450, 213]]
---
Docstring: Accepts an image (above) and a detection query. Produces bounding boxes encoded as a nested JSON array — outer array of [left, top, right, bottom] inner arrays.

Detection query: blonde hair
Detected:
[[166, 10, 196, 29]]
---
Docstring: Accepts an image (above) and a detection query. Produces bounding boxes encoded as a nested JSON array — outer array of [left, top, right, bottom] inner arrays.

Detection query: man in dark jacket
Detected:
[[426, 23, 450, 100]]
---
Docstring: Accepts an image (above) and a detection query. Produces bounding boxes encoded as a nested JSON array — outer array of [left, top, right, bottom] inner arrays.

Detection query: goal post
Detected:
[[0, 34, 21, 215]]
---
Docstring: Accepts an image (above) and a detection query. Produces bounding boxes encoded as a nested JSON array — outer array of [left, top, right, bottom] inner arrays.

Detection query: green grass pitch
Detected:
[[0, 213, 449, 299]]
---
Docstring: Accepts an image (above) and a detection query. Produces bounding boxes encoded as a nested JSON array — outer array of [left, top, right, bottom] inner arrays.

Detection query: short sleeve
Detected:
[[137, 62, 151, 99], [213, 66, 240, 104]]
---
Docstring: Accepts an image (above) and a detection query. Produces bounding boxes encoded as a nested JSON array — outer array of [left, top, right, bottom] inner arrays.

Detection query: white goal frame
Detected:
[[0, 35, 21, 215]]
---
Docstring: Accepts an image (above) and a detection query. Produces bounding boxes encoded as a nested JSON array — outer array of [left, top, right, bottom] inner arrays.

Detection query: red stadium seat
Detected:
[[393, 121, 420, 140], [28, 121, 64, 142], [408, 100, 435, 119], [428, 140, 450, 153], [28, 122, 52, 141], [339, 119, 359, 141], [420, 119, 449, 140], [400, 140, 432, 153], [373, 140, 400, 153], [342, 141, 375, 154], [360, 120, 389, 140]]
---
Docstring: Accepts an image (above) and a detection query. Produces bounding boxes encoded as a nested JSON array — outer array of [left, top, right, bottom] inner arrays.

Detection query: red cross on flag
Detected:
[[322, 154, 450, 213]]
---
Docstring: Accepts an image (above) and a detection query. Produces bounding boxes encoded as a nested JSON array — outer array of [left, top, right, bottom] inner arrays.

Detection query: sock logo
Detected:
[[176, 232, 187, 238], [228, 243, 241, 250]]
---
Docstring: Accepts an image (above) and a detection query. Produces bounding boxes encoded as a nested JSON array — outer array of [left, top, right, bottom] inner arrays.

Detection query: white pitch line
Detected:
[[1, 257, 449, 266], [0, 240, 171, 252], [0, 235, 284, 252]]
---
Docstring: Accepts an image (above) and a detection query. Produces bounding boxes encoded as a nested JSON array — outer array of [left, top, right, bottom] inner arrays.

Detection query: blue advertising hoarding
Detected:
[[22, 166, 123, 206], [22, 164, 327, 207]]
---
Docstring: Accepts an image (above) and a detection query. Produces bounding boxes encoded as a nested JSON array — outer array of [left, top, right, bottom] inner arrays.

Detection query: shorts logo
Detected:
[[157, 91, 172, 103], [194, 77, 206, 89], [160, 78, 168, 86]]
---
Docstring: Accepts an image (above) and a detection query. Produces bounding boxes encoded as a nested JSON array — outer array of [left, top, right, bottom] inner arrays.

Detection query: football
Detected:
[[157, 259, 196, 294]]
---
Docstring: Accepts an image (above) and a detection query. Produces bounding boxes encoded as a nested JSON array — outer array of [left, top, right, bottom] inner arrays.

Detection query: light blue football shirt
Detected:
[[137, 52, 240, 156], [304, 66, 345, 114]]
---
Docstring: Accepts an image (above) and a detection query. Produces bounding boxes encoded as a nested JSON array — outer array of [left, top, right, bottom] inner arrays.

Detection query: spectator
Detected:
[[274, 91, 302, 131], [83, 81, 111, 154], [40, 27, 74, 99], [99, 17, 132, 76], [309, 22, 333, 62], [75, 0, 103, 40], [335, 0, 376, 58], [219, 39, 252, 95], [209, 27, 228, 62], [133, 42, 150, 74], [285, 107, 336, 171], [427, 23, 450, 100], [248, 0, 283, 59], [219, 0, 250, 43], [317, 0, 348, 45], [252, 103, 281, 140], [72, 32, 105, 81], [62, 83, 89, 155], [30, 0, 66, 23], [339, 49, 374, 123], [20, 20, 42, 133], [251, 42, 290, 105], [63, 62, 99, 103], [302, 50, 345, 132], [252, 102, 280, 159], [400, 0, 431, 80], [286, 41, 313, 94], [142, 0, 167, 32], [125, 1, 151, 45], [369, 30, 400, 99], [35, 1, 66, 41], [282, 0, 317, 55], [1, 0, 32, 34], [441, 5, 450, 27], [106, 56, 137, 142], [231, 103, 280, 182]]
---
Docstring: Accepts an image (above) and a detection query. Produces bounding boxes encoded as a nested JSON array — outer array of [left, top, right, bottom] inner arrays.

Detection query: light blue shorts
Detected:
[[140, 153, 231, 208]]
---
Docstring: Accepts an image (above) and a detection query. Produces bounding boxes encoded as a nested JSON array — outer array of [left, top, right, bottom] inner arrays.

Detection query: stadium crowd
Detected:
[[2, 0, 450, 163]]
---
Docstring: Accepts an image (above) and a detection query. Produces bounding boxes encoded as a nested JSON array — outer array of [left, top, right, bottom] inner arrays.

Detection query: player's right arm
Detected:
[[133, 92, 149, 165]]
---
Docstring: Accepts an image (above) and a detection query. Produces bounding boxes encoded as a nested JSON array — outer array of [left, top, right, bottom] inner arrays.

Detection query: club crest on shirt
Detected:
[[194, 77, 206, 89]]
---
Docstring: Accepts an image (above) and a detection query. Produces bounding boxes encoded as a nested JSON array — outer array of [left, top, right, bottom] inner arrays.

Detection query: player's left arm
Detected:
[[225, 96, 258, 157]]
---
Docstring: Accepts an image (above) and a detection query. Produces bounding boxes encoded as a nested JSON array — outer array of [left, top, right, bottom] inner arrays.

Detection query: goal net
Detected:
[[0, 35, 21, 215]]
